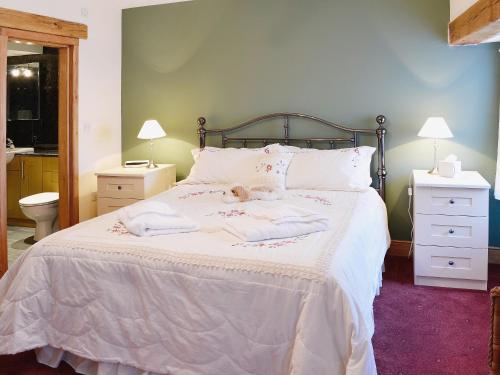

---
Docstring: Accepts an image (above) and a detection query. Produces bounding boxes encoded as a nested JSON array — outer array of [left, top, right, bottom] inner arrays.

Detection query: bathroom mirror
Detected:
[[7, 62, 40, 121]]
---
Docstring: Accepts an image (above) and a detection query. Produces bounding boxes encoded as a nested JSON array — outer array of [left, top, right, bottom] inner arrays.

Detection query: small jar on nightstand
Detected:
[[412, 169, 490, 291], [95, 164, 176, 215]]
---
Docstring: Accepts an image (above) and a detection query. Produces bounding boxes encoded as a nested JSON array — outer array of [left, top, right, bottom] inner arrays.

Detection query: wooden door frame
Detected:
[[0, 9, 87, 276]]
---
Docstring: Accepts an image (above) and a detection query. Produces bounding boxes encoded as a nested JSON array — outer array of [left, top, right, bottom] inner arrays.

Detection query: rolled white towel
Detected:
[[119, 200, 177, 220], [118, 201, 199, 237], [246, 203, 327, 225]]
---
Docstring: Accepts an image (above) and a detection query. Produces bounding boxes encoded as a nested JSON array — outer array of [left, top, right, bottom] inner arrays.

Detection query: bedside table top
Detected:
[[95, 164, 175, 177], [413, 169, 490, 189]]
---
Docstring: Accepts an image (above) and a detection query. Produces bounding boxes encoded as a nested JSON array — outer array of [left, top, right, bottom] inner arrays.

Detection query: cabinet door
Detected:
[[20, 156, 43, 198], [42, 157, 59, 192], [7, 170, 24, 219]]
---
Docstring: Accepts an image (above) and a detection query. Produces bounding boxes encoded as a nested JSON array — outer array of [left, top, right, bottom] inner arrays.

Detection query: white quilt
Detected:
[[0, 184, 390, 375]]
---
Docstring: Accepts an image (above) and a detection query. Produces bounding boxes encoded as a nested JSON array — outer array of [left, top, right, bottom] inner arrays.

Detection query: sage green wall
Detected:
[[122, 0, 500, 245]]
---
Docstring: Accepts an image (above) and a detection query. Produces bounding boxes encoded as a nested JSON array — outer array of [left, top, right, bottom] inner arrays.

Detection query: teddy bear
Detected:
[[222, 185, 283, 203]]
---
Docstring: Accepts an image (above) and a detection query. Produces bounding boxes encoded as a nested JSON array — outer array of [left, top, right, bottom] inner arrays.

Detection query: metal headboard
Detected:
[[197, 113, 387, 201]]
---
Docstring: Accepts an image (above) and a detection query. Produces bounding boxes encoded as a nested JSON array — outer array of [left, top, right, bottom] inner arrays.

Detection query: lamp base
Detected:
[[428, 167, 439, 175], [146, 162, 158, 169]]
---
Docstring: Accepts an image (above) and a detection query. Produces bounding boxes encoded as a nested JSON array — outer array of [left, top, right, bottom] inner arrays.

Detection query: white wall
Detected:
[[0, 0, 122, 221], [449, 0, 478, 20]]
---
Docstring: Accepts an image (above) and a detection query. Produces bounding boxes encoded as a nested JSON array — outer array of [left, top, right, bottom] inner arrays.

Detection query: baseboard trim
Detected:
[[387, 240, 411, 257], [388, 240, 500, 264]]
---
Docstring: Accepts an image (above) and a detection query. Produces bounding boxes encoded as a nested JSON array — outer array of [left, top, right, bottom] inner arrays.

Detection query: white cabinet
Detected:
[[96, 164, 176, 215], [413, 170, 490, 290]]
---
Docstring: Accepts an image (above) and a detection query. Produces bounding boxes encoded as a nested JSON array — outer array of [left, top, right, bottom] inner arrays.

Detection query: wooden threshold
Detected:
[[0, 7, 87, 40], [449, 0, 500, 45]]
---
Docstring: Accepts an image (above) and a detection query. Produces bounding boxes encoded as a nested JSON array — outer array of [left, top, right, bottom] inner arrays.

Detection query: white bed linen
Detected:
[[0, 184, 390, 375]]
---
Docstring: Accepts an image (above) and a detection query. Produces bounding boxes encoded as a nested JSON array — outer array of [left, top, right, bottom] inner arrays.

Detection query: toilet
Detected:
[[19, 192, 59, 241]]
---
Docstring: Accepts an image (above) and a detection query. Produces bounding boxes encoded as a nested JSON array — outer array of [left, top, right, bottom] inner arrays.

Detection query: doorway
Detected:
[[0, 8, 88, 276]]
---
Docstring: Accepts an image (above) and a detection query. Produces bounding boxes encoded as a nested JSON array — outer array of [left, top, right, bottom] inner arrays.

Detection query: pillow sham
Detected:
[[181, 144, 290, 188], [285, 146, 376, 191]]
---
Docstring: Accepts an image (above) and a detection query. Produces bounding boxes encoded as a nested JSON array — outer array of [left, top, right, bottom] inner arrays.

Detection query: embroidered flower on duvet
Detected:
[[295, 194, 332, 206], [232, 235, 310, 248], [207, 209, 247, 218], [178, 189, 224, 200], [107, 222, 130, 236]]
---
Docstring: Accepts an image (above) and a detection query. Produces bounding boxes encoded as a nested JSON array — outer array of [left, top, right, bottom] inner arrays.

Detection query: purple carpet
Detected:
[[0, 257, 497, 374], [373, 259, 498, 375]]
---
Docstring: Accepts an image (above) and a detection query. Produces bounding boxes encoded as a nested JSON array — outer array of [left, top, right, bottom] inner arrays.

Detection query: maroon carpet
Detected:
[[0, 257, 496, 374]]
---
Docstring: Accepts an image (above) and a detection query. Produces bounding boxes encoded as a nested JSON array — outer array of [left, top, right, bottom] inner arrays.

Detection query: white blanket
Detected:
[[0, 184, 390, 375], [118, 200, 199, 236], [222, 202, 330, 241]]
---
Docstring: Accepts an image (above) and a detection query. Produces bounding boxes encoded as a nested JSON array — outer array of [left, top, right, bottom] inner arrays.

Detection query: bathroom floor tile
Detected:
[[7, 226, 35, 266]]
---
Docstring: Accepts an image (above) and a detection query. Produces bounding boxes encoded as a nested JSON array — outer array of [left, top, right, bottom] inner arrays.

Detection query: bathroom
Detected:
[[6, 41, 59, 265]]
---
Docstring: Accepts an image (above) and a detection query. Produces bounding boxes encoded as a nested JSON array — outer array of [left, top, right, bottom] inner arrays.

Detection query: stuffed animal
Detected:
[[222, 185, 283, 203]]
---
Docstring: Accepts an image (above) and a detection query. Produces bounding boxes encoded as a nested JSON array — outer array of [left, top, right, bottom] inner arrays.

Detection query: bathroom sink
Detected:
[[6, 147, 34, 164]]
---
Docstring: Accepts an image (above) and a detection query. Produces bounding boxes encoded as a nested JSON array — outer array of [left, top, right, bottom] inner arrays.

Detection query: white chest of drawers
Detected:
[[413, 170, 490, 290], [96, 164, 176, 215]]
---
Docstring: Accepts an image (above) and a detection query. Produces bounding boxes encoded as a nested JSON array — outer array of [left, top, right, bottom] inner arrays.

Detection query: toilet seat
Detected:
[[19, 192, 59, 207]]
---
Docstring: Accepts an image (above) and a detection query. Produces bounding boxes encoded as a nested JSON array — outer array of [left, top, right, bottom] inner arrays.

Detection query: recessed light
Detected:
[[26, 42, 33, 45], [10, 68, 20, 77], [14, 40, 21, 44]]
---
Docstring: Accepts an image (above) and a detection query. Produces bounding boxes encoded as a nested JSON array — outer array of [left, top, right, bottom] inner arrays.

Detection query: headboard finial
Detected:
[[198, 117, 207, 148], [375, 114, 387, 201], [376, 115, 386, 127]]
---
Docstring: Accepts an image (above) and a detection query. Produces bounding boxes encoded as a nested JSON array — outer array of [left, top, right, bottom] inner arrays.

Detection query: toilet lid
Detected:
[[19, 192, 59, 207]]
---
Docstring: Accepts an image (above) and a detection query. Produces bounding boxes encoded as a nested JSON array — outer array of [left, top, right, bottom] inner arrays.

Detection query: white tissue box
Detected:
[[438, 160, 461, 178]]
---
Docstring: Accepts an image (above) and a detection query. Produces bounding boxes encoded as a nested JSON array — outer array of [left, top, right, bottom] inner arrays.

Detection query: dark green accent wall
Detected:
[[122, 0, 500, 245]]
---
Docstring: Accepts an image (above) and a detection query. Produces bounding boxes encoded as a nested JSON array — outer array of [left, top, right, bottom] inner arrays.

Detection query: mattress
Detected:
[[0, 184, 390, 375]]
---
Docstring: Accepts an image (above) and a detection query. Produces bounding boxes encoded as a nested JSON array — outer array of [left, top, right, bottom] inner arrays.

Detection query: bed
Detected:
[[0, 113, 390, 375]]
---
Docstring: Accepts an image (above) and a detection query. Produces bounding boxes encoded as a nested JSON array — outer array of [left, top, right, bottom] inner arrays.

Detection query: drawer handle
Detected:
[[448, 261, 454, 266], [449, 199, 455, 204], [118, 186, 122, 190], [449, 228, 455, 234]]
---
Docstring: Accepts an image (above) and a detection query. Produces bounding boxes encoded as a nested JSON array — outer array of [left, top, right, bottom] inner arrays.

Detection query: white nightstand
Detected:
[[413, 170, 490, 290], [96, 164, 176, 215]]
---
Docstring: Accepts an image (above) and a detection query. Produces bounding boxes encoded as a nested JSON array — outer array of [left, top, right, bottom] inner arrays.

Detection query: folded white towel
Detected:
[[245, 203, 325, 225], [222, 203, 330, 242], [118, 201, 199, 237]]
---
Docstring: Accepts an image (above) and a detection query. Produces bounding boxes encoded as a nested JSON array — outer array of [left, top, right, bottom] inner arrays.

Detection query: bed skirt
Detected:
[[36, 346, 163, 375]]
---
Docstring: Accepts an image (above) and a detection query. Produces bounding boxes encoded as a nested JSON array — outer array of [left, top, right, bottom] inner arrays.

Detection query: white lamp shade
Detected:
[[137, 120, 166, 140], [418, 117, 453, 139]]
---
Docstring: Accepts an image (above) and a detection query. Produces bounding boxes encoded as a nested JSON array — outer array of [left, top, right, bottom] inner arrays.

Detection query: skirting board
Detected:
[[388, 240, 500, 264]]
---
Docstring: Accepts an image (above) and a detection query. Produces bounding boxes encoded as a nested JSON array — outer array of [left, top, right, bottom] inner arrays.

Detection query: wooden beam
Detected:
[[449, 0, 500, 45], [0, 7, 87, 40]]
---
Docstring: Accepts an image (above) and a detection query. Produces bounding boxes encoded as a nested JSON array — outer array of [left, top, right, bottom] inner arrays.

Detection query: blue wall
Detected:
[[122, 0, 500, 245]]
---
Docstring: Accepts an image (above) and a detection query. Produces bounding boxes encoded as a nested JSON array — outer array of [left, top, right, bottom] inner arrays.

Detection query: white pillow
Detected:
[[182, 144, 290, 187], [248, 152, 293, 190], [286, 146, 376, 191]]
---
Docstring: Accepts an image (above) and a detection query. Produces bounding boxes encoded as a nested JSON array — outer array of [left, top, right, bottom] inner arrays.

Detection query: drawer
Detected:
[[97, 197, 140, 215], [97, 176, 145, 199], [414, 245, 487, 281], [414, 187, 488, 216], [415, 214, 488, 249]]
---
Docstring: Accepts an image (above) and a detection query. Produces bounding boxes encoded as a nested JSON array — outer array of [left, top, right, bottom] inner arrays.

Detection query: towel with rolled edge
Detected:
[[222, 203, 330, 242], [118, 200, 199, 237]]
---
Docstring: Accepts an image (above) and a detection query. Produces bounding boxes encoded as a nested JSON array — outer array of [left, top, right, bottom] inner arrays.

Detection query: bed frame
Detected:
[[197, 113, 387, 201]]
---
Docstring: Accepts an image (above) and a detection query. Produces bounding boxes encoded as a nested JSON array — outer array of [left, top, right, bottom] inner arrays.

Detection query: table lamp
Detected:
[[137, 119, 166, 168], [418, 117, 453, 174]]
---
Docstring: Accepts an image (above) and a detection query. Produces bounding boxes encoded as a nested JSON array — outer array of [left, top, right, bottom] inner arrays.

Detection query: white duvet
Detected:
[[0, 184, 390, 375]]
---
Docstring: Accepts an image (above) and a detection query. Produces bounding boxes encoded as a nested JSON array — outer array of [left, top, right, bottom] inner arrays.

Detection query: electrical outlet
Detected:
[[407, 187, 413, 196]]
